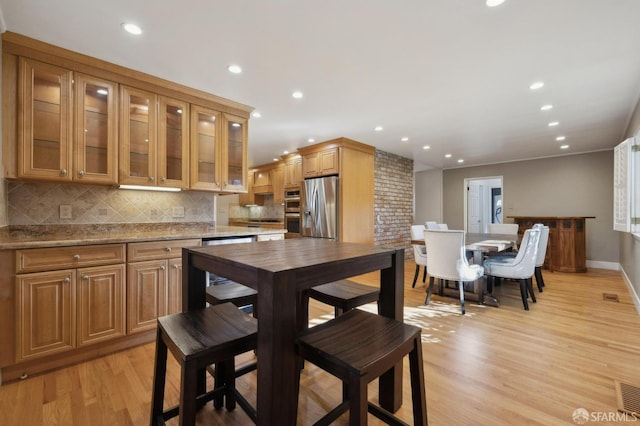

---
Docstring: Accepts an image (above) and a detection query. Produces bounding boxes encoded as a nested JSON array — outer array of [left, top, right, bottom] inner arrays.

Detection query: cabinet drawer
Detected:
[[128, 239, 201, 262], [17, 244, 126, 273]]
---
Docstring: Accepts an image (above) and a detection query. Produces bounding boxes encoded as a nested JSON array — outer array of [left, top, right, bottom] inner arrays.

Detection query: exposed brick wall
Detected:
[[374, 150, 414, 259]]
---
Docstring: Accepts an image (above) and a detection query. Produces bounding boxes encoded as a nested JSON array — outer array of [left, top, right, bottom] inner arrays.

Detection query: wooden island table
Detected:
[[182, 238, 405, 425]]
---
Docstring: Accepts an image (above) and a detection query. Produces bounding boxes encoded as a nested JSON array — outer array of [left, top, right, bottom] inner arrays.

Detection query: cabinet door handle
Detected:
[[159, 265, 166, 271], [60, 169, 67, 176], [161, 177, 166, 183], [82, 275, 89, 281], [149, 176, 155, 182], [78, 170, 85, 177], [73, 254, 80, 261], [63, 277, 70, 283], [165, 247, 172, 252], [172, 264, 179, 269]]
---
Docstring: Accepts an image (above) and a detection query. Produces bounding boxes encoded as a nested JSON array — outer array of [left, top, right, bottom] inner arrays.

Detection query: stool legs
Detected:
[[409, 336, 427, 425], [150, 328, 167, 426]]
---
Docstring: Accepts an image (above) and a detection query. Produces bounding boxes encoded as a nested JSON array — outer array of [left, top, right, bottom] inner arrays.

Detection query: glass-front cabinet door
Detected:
[[158, 97, 189, 189], [74, 74, 118, 184], [120, 86, 158, 186], [190, 104, 221, 191], [222, 113, 248, 192], [18, 58, 73, 181]]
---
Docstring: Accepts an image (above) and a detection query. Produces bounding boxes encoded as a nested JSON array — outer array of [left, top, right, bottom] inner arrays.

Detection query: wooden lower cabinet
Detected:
[[126, 239, 199, 333], [77, 264, 126, 346], [16, 270, 76, 361]]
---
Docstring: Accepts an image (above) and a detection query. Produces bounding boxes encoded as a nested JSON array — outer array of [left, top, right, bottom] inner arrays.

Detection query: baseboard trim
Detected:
[[620, 266, 640, 315], [586, 260, 619, 270]]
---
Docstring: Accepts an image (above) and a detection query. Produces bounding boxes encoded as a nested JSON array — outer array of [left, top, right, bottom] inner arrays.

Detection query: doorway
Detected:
[[464, 177, 503, 233]]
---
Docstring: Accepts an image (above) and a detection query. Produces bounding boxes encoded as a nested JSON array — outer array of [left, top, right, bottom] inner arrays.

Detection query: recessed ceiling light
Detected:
[[548, 121, 559, 127], [556, 136, 566, 141], [540, 104, 553, 111], [560, 144, 570, 150], [307, 138, 315, 143], [96, 89, 108, 95], [227, 64, 242, 74], [272, 158, 278, 162], [486, 0, 505, 7], [121, 23, 142, 35], [283, 150, 289, 155], [457, 159, 464, 163], [292, 91, 304, 99], [445, 154, 452, 158], [374, 126, 383, 132], [423, 145, 430, 150], [529, 81, 544, 90], [252, 111, 262, 118], [401, 137, 409, 142]]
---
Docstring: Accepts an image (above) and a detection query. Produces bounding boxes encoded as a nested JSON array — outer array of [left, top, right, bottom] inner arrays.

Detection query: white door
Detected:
[[467, 183, 481, 233]]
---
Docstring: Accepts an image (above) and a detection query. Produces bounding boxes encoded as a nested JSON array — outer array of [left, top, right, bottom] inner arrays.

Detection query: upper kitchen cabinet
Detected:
[[301, 146, 339, 178], [75, 74, 118, 184], [18, 58, 73, 181], [190, 107, 247, 192], [3, 32, 253, 189], [15, 58, 118, 184], [120, 87, 189, 189], [283, 153, 302, 188]]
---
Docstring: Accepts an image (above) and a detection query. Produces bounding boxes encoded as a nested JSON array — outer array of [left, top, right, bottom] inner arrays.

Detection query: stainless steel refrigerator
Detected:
[[301, 176, 338, 239]]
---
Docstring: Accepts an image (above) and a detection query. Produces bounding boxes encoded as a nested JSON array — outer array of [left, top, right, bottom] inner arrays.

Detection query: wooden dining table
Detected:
[[182, 238, 405, 426]]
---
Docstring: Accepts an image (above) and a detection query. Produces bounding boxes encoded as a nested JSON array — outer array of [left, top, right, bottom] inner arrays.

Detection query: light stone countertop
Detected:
[[0, 222, 286, 250]]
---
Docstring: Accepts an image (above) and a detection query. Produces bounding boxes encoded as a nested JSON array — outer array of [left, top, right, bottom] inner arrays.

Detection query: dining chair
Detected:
[[423, 229, 484, 315], [425, 222, 449, 230], [533, 224, 550, 291], [483, 228, 541, 310], [411, 224, 428, 287]]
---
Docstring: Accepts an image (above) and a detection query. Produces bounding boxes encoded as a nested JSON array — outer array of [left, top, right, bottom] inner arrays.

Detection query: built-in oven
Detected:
[[285, 213, 300, 235], [284, 189, 300, 213], [284, 189, 301, 236]]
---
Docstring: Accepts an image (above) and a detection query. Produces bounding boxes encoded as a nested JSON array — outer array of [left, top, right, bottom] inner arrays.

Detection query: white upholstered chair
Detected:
[[533, 224, 550, 292], [411, 225, 428, 288], [425, 222, 448, 230], [423, 229, 484, 315], [483, 228, 541, 310]]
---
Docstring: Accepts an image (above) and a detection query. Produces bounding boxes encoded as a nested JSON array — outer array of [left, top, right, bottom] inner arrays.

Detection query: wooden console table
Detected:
[[507, 216, 595, 273]]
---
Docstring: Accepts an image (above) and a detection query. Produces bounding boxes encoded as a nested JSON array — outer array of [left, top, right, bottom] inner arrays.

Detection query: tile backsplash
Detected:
[[8, 181, 215, 225]]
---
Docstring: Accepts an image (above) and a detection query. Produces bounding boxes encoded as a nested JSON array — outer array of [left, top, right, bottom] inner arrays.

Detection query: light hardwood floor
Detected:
[[1, 263, 639, 425]]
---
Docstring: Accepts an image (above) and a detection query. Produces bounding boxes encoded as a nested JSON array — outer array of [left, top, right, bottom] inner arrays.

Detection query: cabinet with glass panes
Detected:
[[190, 107, 247, 192], [18, 58, 117, 184], [119, 86, 189, 189]]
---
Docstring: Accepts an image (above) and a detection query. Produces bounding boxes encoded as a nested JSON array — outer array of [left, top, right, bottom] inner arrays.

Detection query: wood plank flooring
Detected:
[[1, 264, 639, 425]]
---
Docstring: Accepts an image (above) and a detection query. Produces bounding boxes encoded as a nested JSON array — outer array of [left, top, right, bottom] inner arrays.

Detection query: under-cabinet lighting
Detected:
[[119, 185, 181, 192]]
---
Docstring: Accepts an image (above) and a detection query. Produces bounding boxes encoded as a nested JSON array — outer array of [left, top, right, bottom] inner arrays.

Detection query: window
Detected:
[[614, 137, 639, 233]]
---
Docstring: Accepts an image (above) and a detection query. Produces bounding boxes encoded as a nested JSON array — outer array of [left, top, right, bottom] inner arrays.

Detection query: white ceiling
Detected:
[[2, 0, 640, 171]]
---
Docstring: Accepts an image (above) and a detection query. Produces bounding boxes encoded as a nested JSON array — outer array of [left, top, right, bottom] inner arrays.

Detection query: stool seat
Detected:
[[297, 309, 427, 425], [206, 281, 258, 310], [306, 280, 380, 315], [150, 303, 257, 425]]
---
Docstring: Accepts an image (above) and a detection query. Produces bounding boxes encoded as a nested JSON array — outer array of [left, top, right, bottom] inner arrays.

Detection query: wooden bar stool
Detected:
[[150, 302, 257, 426], [296, 309, 428, 425], [299, 279, 380, 331], [206, 280, 258, 316]]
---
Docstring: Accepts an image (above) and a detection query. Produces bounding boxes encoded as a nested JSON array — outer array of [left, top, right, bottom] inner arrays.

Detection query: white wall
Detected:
[[414, 168, 442, 225]]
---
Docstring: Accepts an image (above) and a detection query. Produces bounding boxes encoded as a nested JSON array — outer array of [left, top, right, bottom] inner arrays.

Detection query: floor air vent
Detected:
[[615, 380, 640, 416], [603, 293, 619, 302]]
